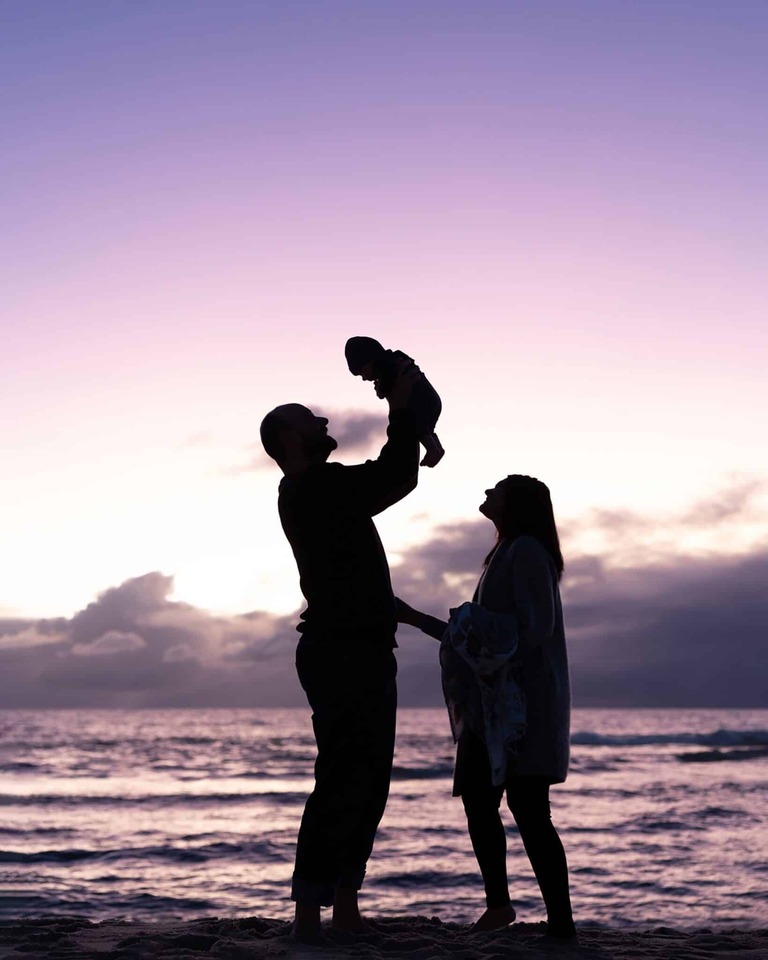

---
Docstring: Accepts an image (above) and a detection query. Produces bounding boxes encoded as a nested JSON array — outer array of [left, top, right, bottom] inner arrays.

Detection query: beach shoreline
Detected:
[[2, 916, 767, 960]]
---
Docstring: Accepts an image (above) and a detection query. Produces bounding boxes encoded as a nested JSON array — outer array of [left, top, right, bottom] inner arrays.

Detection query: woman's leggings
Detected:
[[459, 739, 574, 931]]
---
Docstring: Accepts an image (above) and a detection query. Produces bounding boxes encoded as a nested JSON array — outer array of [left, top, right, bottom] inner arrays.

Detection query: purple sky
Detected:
[[2, 1, 767, 704]]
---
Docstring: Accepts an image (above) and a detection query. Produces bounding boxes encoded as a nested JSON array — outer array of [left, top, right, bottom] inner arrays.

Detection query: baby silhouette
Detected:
[[345, 336, 444, 467]]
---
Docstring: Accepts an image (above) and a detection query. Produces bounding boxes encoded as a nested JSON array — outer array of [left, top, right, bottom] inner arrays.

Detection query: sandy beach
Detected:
[[2, 916, 767, 960]]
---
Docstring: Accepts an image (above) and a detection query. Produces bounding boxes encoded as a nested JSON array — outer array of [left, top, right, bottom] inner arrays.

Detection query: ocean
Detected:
[[1, 708, 766, 928]]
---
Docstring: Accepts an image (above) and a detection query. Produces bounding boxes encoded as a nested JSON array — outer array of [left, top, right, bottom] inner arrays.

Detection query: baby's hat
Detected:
[[345, 336, 385, 374]]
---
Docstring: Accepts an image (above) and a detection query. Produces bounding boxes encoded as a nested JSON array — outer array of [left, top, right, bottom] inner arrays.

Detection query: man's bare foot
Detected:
[[291, 903, 327, 945], [290, 921, 328, 945], [331, 887, 371, 932], [470, 903, 517, 932]]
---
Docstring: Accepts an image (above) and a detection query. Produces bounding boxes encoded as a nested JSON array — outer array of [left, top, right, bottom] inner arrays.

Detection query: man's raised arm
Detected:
[[334, 358, 422, 515]]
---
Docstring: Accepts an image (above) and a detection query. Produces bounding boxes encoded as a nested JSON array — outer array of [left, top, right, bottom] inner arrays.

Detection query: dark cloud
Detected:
[[320, 410, 388, 454], [0, 573, 303, 708], [228, 408, 388, 472], [2, 481, 766, 707], [69, 573, 174, 645], [389, 507, 768, 707], [561, 549, 768, 706], [393, 519, 489, 610], [680, 476, 767, 526], [71, 630, 147, 656], [561, 476, 768, 548]]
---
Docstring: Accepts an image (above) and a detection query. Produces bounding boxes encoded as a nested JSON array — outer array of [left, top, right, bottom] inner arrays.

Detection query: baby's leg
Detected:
[[420, 432, 444, 467]]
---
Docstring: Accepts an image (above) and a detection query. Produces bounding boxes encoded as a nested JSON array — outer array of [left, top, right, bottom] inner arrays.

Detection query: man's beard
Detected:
[[306, 434, 337, 461]]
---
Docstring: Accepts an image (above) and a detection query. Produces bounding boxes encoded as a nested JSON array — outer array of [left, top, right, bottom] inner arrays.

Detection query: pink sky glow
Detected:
[[2, 1, 767, 624]]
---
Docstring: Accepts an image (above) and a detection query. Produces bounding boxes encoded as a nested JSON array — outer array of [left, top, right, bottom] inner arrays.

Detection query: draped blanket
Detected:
[[440, 601, 527, 787]]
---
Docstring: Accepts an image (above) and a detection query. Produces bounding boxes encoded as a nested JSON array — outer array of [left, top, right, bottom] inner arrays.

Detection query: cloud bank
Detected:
[[0, 573, 302, 708], [2, 481, 766, 708], [392, 479, 768, 707]]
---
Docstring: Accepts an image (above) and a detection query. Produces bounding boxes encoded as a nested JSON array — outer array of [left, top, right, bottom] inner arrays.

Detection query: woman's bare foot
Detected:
[[545, 918, 578, 941], [470, 903, 517, 932]]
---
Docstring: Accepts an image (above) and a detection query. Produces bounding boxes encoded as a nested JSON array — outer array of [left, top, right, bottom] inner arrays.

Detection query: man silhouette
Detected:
[[260, 360, 421, 942]]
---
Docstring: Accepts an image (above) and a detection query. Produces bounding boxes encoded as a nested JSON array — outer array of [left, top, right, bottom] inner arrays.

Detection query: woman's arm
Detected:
[[395, 597, 448, 641], [512, 538, 556, 646]]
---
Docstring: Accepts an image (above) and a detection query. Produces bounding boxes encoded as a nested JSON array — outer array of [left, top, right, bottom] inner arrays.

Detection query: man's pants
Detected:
[[291, 636, 397, 907]]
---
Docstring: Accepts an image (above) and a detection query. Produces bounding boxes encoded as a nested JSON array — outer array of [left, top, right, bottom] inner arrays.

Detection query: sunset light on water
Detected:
[[3, 708, 767, 927]]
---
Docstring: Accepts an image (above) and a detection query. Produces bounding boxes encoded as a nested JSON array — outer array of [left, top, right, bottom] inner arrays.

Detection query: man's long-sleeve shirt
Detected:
[[278, 411, 420, 643]]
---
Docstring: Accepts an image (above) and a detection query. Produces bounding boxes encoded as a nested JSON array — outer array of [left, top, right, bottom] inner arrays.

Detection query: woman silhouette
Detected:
[[397, 475, 575, 939]]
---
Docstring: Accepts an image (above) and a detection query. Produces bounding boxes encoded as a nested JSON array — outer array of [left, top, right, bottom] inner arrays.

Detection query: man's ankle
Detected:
[[292, 903, 326, 944], [332, 886, 366, 929], [293, 902, 321, 927]]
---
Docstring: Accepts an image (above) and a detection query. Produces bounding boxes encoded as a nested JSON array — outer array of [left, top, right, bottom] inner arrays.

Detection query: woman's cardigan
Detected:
[[462, 535, 571, 784]]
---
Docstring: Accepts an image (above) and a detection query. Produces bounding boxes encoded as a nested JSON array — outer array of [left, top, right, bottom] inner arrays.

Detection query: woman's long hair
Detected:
[[484, 475, 564, 581]]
